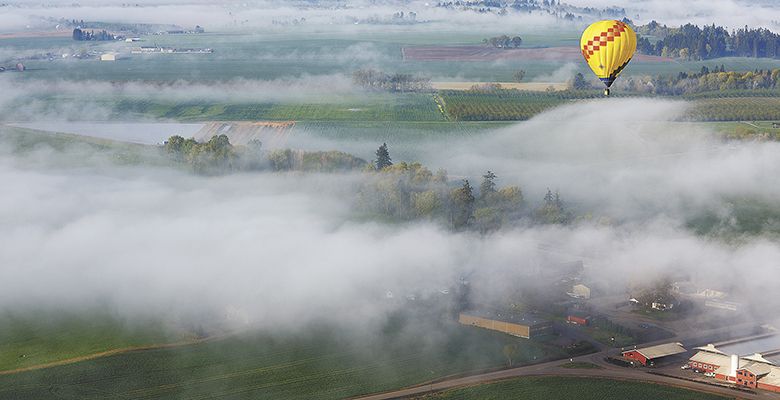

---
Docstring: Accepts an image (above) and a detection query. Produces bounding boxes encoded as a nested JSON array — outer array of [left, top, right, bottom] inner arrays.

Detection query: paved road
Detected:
[[354, 325, 780, 400], [355, 352, 775, 400]]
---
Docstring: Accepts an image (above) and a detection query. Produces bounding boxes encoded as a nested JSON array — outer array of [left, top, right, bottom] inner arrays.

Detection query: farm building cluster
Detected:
[[621, 339, 780, 394], [687, 344, 780, 392]]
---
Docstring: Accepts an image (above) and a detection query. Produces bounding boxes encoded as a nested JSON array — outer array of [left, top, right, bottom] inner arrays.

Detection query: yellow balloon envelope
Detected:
[[580, 20, 636, 90]]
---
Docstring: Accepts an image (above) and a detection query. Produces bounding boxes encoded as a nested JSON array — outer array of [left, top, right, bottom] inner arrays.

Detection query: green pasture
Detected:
[[0, 308, 568, 400], [421, 376, 732, 400]]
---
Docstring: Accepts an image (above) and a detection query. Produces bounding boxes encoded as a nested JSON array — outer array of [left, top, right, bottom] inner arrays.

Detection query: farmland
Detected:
[[16, 94, 446, 122], [7, 30, 780, 83], [687, 97, 780, 121], [4, 11, 780, 400], [0, 308, 186, 373], [418, 377, 732, 400], [437, 90, 780, 123], [0, 307, 570, 400]]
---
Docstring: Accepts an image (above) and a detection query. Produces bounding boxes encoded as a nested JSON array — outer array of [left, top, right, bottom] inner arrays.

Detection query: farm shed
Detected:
[[622, 342, 686, 366], [458, 309, 552, 339]]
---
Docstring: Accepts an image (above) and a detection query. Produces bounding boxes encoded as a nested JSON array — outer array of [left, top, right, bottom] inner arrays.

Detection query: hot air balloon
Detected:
[[580, 20, 636, 96]]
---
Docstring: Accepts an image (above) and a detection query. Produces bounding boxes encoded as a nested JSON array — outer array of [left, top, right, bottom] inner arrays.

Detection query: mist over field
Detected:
[[3, 1, 780, 398], [4, 0, 779, 36], [2, 99, 779, 333]]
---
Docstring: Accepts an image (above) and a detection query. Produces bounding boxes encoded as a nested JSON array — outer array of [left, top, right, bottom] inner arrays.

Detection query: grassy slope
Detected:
[[0, 318, 567, 400], [0, 310, 185, 373], [0, 125, 171, 167], [419, 376, 732, 400]]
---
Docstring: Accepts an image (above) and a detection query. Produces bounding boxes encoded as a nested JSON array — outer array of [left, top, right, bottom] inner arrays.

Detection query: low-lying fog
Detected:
[[1, 99, 779, 332], [4, 0, 778, 33]]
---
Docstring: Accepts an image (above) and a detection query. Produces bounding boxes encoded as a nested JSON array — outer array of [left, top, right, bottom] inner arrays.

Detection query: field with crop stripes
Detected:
[[687, 97, 780, 121], [438, 90, 597, 121], [420, 376, 731, 400], [438, 90, 780, 122], [106, 94, 446, 122], [0, 317, 568, 400]]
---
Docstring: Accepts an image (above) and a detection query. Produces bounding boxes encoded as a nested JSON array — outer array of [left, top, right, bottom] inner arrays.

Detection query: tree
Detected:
[[543, 188, 554, 206], [451, 180, 475, 228], [164, 135, 186, 154], [412, 190, 441, 217], [479, 170, 497, 199], [474, 206, 502, 232], [503, 344, 519, 367], [512, 70, 526, 83], [571, 72, 591, 90], [538, 188, 567, 224], [375, 142, 393, 170]]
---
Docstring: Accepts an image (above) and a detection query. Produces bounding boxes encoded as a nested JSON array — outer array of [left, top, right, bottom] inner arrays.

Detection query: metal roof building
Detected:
[[622, 342, 687, 366]]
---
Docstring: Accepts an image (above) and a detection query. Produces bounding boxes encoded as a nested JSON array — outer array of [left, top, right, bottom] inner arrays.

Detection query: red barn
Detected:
[[566, 314, 590, 326], [622, 342, 687, 366]]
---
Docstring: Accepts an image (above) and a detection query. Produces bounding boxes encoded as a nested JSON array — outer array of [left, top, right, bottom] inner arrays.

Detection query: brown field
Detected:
[[431, 81, 568, 91], [0, 30, 72, 39], [403, 45, 673, 62], [194, 121, 295, 147]]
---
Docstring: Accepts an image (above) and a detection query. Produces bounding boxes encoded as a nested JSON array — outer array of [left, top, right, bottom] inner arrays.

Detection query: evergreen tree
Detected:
[[375, 142, 393, 170], [554, 190, 563, 210], [543, 188, 554, 206], [571, 73, 590, 90], [480, 170, 497, 199], [451, 180, 475, 228]]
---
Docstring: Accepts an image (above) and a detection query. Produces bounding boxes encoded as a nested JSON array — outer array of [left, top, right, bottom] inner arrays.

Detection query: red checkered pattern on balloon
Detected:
[[582, 21, 627, 61]]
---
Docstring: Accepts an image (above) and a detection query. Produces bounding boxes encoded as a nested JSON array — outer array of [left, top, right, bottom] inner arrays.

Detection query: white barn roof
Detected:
[[690, 351, 731, 366], [741, 361, 772, 376], [694, 344, 726, 355], [629, 342, 687, 360], [743, 353, 775, 365], [759, 367, 780, 387]]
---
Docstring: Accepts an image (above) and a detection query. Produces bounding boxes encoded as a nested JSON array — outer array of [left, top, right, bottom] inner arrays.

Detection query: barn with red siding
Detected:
[[621, 342, 686, 366]]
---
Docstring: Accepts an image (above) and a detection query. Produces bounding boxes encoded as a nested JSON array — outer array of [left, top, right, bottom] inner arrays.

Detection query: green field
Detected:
[[0, 313, 569, 400], [110, 93, 446, 121], [419, 376, 732, 400], [436, 90, 780, 123], [687, 97, 780, 121], [8, 30, 780, 83], [0, 308, 186, 373]]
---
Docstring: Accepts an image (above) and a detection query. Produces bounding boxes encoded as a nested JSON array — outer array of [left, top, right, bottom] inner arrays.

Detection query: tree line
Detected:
[[163, 134, 366, 174], [360, 143, 570, 231], [636, 21, 780, 60], [72, 28, 116, 41], [161, 136, 573, 231], [352, 69, 432, 92], [482, 35, 523, 49], [617, 66, 780, 95]]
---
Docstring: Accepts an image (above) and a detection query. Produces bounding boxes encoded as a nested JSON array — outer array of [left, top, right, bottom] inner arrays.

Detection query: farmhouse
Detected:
[[458, 309, 552, 339], [621, 342, 687, 366], [567, 284, 591, 299], [687, 344, 780, 393]]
